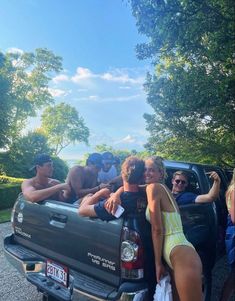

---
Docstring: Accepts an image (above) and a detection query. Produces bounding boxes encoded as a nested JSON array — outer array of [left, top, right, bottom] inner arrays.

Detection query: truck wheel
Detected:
[[42, 293, 60, 301]]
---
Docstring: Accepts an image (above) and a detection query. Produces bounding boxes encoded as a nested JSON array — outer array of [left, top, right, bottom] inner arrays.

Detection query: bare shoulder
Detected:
[[146, 183, 163, 194], [22, 178, 33, 187], [146, 182, 162, 193], [68, 165, 84, 176], [21, 178, 35, 191]]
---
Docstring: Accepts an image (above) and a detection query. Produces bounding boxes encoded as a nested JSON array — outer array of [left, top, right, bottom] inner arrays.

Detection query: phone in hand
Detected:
[[114, 205, 125, 218]]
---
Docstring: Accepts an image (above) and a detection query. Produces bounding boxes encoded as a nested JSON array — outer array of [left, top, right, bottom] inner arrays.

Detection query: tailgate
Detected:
[[12, 195, 123, 287]]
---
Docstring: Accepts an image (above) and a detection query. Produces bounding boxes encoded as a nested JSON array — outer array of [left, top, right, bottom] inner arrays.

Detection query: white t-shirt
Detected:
[[98, 165, 118, 183]]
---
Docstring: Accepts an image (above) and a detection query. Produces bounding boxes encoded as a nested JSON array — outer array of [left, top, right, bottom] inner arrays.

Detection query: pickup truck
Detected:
[[4, 160, 228, 301]]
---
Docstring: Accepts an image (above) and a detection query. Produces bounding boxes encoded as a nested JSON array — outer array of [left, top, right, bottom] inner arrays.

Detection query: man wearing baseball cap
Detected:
[[21, 154, 71, 203], [98, 152, 118, 184], [65, 153, 111, 202]]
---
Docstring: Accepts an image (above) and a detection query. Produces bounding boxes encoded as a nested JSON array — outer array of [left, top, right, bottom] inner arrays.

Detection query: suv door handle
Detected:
[[50, 213, 68, 228]]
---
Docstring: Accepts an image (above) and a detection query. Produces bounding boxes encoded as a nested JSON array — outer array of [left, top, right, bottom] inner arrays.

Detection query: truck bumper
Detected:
[[4, 235, 149, 301]]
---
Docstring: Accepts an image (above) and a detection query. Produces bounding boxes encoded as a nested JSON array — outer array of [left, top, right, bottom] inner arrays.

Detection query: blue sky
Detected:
[[0, 0, 153, 160]]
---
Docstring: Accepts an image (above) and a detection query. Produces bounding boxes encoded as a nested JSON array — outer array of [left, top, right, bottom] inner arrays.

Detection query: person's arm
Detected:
[[21, 180, 70, 203], [195, 171, 221, 203], [79, 188, 111, 217], [78, 183, 111, 198], [108, 175, 122, 186], [66, 166, 110, 198], [228, 188, 235, 224], [146, 183, 165, 282], [104, 186, 124, 214]]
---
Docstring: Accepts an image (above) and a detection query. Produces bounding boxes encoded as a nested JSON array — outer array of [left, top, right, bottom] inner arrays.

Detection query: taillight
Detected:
[[11, 201, 18, 231], [121, 227, 144, 279]]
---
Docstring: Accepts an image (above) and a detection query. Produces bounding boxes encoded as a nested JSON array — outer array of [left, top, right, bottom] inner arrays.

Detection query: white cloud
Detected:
[[107, 94, 142, 102], [119, 86, 131, 90], [6, 48, 25, 67], [48, 88, 68, 98], [6, 47, 24, 54], [70, 66, 145, 86], [115, 135, 136, 144], [52, 74, 69, 84], [88, 95, 99, 100], [101, 71, 144, 85], [77, 94, 143, 103], [71, 67, 95, 83]]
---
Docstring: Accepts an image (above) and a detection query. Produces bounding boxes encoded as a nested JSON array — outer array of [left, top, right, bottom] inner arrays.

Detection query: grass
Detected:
[[0, 208, 11, 223]]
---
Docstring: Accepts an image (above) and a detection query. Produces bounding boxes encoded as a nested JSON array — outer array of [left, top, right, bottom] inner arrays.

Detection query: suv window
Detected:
[[165, 168, 201, 195], [204, 167, 227, 202]]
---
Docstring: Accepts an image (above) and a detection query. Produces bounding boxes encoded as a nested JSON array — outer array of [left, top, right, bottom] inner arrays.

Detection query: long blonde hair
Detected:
[[226, 168, 235, 200]]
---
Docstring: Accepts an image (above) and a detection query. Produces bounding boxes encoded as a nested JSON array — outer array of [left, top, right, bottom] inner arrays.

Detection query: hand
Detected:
[[156, 263, 166, 283], [99, 188, 111, 198], [60, 183, 71, 192], [99, 183, 112, 190], [49, 179, 61, 185], [210, 171, 221, 183], [104, 194, 121, 214]]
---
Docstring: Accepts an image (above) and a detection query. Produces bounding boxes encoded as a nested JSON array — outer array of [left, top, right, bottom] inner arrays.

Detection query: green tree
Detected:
[[1, 131, 68, 180], [0, 48, 62, 148], [41, 102, 89, 155], [2, 132, 52, 177], [0, 53, 14, 148], [130, 0, 235, 166], [50, 156, 69, 182]]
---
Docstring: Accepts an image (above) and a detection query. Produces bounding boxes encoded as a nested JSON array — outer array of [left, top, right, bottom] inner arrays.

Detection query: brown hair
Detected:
[[121, 156, 145, 184], [172, 170, 189, 182]]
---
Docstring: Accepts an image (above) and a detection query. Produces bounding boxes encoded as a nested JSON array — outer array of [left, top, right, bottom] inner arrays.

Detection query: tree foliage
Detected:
[[41, 102, 89, 155], [1, 132, 52, 177], [130, 0, 235, 166], [0, 48, 62, 148], [0, 131, 68, 180]]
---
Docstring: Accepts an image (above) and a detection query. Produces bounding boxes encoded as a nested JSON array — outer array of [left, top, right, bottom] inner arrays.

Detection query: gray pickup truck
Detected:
[[4, 160, 228, 301]]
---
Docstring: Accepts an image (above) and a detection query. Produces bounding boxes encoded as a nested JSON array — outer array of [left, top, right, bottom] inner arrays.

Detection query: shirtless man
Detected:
[[21, 154, 70, 203], [65, 153, 111, 202]]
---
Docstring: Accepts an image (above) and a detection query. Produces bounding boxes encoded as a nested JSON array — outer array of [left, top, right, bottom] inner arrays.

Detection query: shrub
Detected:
[[0, 175, 24, 184], [0, 184, 21, 210]]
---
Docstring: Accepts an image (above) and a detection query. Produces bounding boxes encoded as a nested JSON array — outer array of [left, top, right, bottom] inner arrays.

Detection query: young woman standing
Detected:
[[145, 156, 203, 301]]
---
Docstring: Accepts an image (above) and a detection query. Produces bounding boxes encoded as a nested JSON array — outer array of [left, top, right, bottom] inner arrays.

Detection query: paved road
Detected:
[[1, 222, 234, 301]]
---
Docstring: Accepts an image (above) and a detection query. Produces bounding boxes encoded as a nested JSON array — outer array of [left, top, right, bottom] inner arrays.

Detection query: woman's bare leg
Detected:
[[169, 269, 180, 301], [170, 246, 203, 301]]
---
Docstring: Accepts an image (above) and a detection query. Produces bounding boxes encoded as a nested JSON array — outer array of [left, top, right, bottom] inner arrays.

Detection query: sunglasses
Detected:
[[175, 179, 187, 185]]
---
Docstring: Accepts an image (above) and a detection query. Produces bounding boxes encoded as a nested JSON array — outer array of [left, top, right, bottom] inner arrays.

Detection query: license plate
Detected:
[[46, 259, 69, 287]]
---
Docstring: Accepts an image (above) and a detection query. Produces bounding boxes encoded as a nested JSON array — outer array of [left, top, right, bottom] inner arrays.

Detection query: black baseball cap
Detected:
[[29, 154, 52, 171], [86, 153, 102, 168]]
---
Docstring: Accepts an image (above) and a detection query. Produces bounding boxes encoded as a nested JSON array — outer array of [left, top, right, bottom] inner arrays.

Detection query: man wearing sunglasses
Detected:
[[172, 170, 221, 206]]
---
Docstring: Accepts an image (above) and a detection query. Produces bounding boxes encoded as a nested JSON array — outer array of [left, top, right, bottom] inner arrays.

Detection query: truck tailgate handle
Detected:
[[50, 213, 68, 228]]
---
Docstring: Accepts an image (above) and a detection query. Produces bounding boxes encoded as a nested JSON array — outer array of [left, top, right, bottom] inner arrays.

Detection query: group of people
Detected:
[[21, 152, 234, 301], [21, 152, 121, 204]]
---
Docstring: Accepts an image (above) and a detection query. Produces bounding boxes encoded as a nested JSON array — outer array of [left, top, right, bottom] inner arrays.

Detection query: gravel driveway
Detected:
[[1, 222, 234, 301]]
